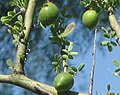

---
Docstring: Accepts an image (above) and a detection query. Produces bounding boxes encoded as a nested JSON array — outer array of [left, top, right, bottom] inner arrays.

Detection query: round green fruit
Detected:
[[38, 2, 59, 27], [82, 10, 98, 29], [54, 72, 74, 92]]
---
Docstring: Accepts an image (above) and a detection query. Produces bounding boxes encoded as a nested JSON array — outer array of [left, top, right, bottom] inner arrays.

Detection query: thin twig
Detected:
[[89, 29, 97, 95]]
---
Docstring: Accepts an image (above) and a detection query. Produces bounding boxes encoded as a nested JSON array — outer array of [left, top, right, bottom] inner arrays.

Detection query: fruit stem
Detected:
[[89, 28, 97, 95]]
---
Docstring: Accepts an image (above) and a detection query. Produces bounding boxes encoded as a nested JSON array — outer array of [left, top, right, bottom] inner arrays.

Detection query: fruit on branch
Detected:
[[54, 72, 74, 92], [82, 10, 98, 29], [38, 2, 59, 27]]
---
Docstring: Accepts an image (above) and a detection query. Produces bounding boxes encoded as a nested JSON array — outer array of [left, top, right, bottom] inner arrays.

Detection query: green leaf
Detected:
[[54, 53, 58, 61], [113, 59, 120, 67], [107, 84, 110, 91], [101, 27, 109, 33], [52, 62, 58, 66], [100, 41, 109, 46], [1, 16, 12, 24], [110, 31, 116, 38], [68, 70, 75, 76], [62, 49, 68, 54], [115, 68, 120, 72], [7, 11, 16, 16], [103, 33, 110, 38], [80, 1, 87, 7], [71, 66, 77, 72], [17, 15, 23, 23], [59, 22, 75, 38], [107, 45, 113, 52], [6, 59, 13, 69], [78, 64, 85, 72], [68, 42, 73, 51], [62, 55, 68, 59], [68, 55, 73, 59], [69, 52, 78, 56], [110, 41, 117, 46]]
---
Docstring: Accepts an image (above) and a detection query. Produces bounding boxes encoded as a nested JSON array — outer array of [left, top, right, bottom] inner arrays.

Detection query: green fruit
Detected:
[[39, 2, 59, 27], [82, 10, 98, 29], [54, 72, 74, 92]]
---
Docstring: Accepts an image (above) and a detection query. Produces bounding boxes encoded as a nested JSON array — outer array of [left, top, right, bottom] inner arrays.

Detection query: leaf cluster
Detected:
[[1, 10, 24, 46], [80, 0, 120, 12], [100, 27, 117, 52], [112, 59, 120, 77]]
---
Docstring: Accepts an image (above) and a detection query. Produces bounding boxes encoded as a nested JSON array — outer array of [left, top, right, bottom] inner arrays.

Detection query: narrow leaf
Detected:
[[107, 84, 110, 91], [59, 22, 75, 38], [69, 52, 78, 56], [68, 42, 73, 51], [107, 45, 113, 52], [115, 68, 120, 72], [78, 64, 85, 72], [100, 41, 109, 46], [110, 41, 117, 46], [71, 66, 77, 72]]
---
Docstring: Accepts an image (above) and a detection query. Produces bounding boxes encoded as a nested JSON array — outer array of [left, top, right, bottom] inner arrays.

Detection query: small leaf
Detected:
[[68, 42, 73, 51], [68, 55, 73, 59], [78, 64, 85, 72], [107, 45, 113, 52], [62, 55, 68, 59], [103, 33, 110, 38], [7, 11, 16, 16], [80, 1, 87, 7], [68, 70, 75, 76], [54, 53, 58, 61], [100, 41, 109, 46], [59, 22, 75, 38], [62, 49, 68, 54], [71, 66, 77, 72], [6, 59, 13, 69], [17, 15, 23, 23], [69, 52, 78, 56], [113, 59, 120, 67], [52, 62, 58, 66], [115, 68, 120, 72], [101, 27, 108, 33], [107, 84, 110, 91], [110, 41, 117, 46], [110, 31, 116, 38]]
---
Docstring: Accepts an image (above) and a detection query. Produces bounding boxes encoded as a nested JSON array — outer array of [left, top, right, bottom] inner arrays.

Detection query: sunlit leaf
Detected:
[[6, 59, 13, 69], [59, 22, 75, 38], [113, 59, 120, 67], [69, 52, 78, 56], [17, 15, 23, 23], [78, 63, 85, 72], [71, 66, 77, 72], [68, 42, 73, 51], [100, 41, 109, 46]]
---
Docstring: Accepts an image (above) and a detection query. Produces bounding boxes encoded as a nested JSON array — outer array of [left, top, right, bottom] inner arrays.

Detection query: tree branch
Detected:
[[108, 7, 120, 45], [14, 0, 37, 74], [89, 29, 97, 95], [0, 74, 87, 95]]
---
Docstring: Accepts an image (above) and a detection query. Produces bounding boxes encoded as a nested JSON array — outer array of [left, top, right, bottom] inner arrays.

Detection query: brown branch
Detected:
[[108, 7, 120, 45], [14, 0, 37, 74], [0, 74, 87, 95]]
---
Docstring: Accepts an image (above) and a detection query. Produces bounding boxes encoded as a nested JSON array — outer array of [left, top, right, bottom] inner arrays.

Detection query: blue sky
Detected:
[[71, 35, 120, 94]]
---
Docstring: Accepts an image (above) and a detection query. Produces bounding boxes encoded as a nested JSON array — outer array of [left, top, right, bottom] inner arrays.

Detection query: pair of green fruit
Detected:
[[39, 2, 98, 29]]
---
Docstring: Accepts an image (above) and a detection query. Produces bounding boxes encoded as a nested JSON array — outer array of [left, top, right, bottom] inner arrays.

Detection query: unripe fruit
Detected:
[[82, 10, 98, 29], [54, 72, 74, 92], [38, 2, 59, 27]]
